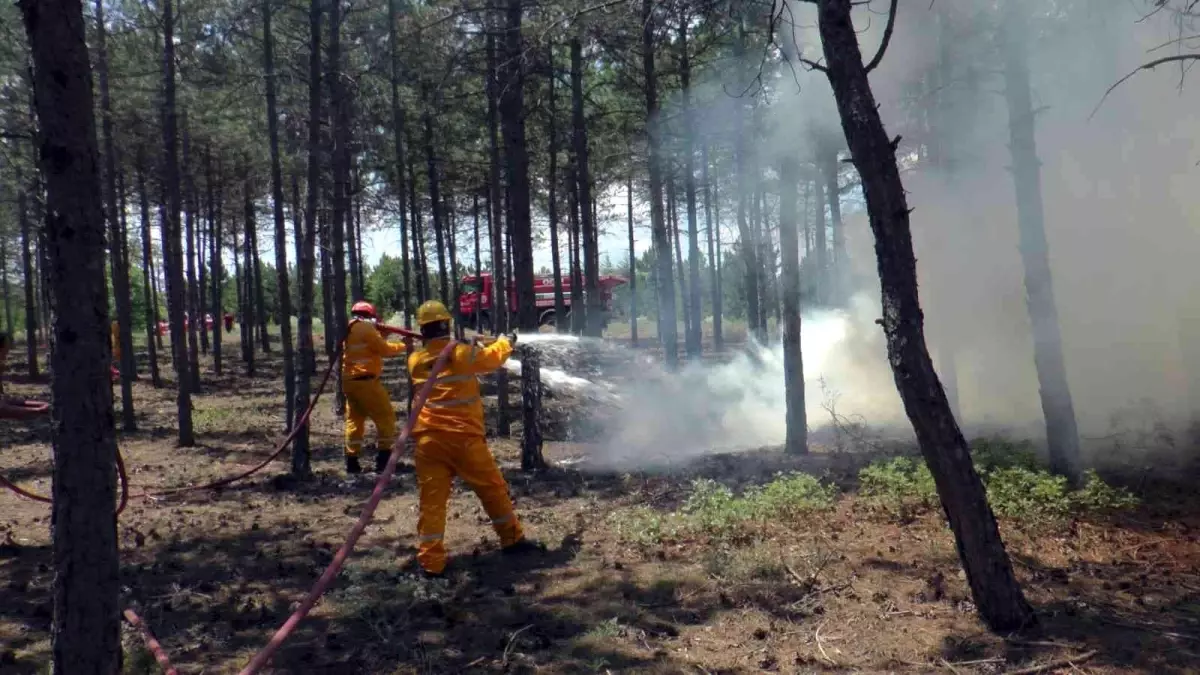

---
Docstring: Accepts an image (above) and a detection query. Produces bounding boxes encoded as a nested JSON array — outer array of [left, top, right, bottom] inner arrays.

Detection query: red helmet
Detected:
[[350, 301, 377, 319]]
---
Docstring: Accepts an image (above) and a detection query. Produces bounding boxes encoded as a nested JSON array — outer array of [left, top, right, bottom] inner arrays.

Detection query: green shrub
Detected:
[[613, 473, 836, 545], [856, 448, 1140, 527], [858, 457, 938, 517]]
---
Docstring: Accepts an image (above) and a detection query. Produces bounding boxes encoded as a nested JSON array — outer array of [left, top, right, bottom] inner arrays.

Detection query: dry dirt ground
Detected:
[[2, 340, 1200, 674]]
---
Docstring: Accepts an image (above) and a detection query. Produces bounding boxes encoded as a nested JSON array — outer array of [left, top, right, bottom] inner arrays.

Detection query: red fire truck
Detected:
[[458, 272, 626, 330]]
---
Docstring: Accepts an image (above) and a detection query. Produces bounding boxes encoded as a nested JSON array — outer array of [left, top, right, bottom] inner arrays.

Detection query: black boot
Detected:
[[375, 449, 391, 473], [345, 455, 362, 475]]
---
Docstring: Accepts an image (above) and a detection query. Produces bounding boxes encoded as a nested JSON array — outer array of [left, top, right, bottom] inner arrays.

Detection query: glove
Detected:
[[507, 331, 518, 345]]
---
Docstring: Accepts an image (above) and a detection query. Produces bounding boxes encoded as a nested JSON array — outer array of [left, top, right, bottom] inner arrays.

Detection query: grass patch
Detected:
[[612, 472, 836, 546], [856, 438, 1139, 527]]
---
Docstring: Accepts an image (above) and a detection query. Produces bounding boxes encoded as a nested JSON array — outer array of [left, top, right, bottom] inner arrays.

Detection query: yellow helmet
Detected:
[[416, 300, 452, 326]]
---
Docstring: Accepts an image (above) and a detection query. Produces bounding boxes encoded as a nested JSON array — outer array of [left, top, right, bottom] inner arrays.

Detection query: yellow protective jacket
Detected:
[[341, 319, 407, 380], [408, 336, 513, 437]]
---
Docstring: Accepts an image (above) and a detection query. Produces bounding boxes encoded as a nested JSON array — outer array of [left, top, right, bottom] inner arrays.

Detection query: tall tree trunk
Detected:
[[406, 124, 428, 303], [210, 160, 223, 375], [135, 152, 162, 387], [328, 0, 350, 414], [94, 0, 135, 428], [703, 142, 722, 351], [241, 179, 257, 376], [251, 223, 269, 354], [679, 13, 703, 355], [473, 191, 483, 329], [816, 0, 1033, 631], [732, 20, 761, 338], [19, 190, 38, 377], [1000, 6, 1081, 482], [669, 174, 690, 349], [567, 163, 584, 335], [295, 0, 323, 469], [387, 0, 411, 327], [547, 45, 566, 331], [1, 220, 12, 338], [641, 0, 677, 368], [198, 167, 209, 356], [447, 195, 461, 331], [824, 146, 845, 304], [264, 0, 297, 429], [627, 171, 637, 346], [347, 168, 364, 301], [423, 87, 449, 307], [570, 38, 601, 336], [182, 115, 202, 391], [19, 2, 121, 669], [485, 29, 507, 334], [160, 0, 195, 445], [811, 143, 828, 306], [779, 155, 807, 454], [500, 0, 536, 331]]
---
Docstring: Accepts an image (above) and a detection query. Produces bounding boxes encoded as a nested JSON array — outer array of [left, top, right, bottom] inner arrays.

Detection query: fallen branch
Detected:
[[1003, 650, 1097, 675]]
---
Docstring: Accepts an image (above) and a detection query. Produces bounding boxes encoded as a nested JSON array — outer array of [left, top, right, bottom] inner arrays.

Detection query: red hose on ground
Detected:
[[123, 609, 180, 675], [236, 339, 458, 675]]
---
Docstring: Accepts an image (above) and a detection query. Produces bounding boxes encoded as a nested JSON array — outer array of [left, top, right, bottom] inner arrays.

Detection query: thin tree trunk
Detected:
[[136, 152, 162, 387], [567, 163, 583, 335], [447, 195, 461, 332], [406, 124, 428, 304], [570, 38, 601, 336], [485, 29, 507, 334], [319, 210, 334, 356], [825, 147, 844, 304], [679, 13, 703, 355], [251, 223, 269, 355], [703, 142, 722, 351], [473, 191, 483, 330], [347, 167, 364, 301], [211, 160, 223, 375], [669, 174, 689, 350], [387, 0, 411, 327], [423, 86, 449, 307], [19, 1, 121, 668], [1, 219, 11, 338], [1000, 6, 1081, 482], [812, 144, 828, 306], [627, 171, 637, 346], [547, 45, 566, 331], [329, 0, 350, 415], [160, 0, 195, 445], [816, 0, 1033, 631], [643, 0, 677, 368], [198, 168, 209, 356], [295, 0, 323, 469], [733, 21, 760, 339], [19, 190, 38, 377], [94, 0, 135, 428], [182, 115, 201, 391], [242, 179, 257, 376], [264, 0, 297, 429], [779, 155, 807, 454], [500, 0, 536, 331]]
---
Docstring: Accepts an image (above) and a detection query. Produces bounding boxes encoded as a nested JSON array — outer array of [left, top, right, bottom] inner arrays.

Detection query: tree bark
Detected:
[[703, 142, 722, 351], [295, 0, 323, 471], [423, 85, 449, 307], [548, 44, 566, 331], [627, 171, 637, 347], [500, 0, 537, 331], [567, 162, 584, 335], [94, 0, 135, 428], [347, 168, 364, 301], [669, 175, 690, 349], [328, 0, 350, 414], [779, 156, 807, 454], [816, 0, 1034, 631], [570, 38, 601, 336], [824, 146, 845, 304], [264, 0, 297, 428], [160, 0, 195, 445], [135, 152, 162, 387], [182, 115, 202, 391], [387, 0, 412, 327], [679, 13, 703, 355], [18, 0, 121, 670], [733, 18, 761, 340], [251, 221, 269, 355], [19, 189, 38, 377], [241, 178, 257, 376], [519, 344, 546, 471], [641, 0, 677, 367], [406, 124, 428, 304], [473, 191, 483, 328], [1000, 6, 1081, 483], [210, 159, 223, 375]]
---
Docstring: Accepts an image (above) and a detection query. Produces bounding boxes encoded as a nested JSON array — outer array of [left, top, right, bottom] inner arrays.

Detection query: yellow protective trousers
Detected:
[[414, 432, 523, 574], [343, 377, 397, 458]]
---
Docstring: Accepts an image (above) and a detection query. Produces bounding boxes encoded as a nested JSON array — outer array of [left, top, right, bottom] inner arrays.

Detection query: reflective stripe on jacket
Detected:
[[341, 319, 408, 380], [408, 336, 513, 437]]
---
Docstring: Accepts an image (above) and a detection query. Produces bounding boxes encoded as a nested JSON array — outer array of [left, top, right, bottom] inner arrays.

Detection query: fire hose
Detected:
[[125, 338, 459, 675]]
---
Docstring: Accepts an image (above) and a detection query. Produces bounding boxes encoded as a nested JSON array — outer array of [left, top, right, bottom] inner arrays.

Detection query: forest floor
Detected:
[[3, 335, 1200, 674]]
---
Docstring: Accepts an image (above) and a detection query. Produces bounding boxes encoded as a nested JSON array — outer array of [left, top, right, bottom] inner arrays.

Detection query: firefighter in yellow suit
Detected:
[[408, 300, 541, 577], [342, 300, 408, 475]]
